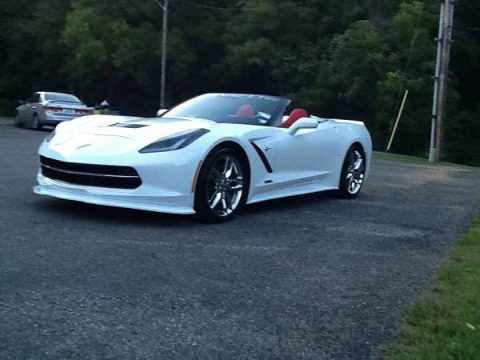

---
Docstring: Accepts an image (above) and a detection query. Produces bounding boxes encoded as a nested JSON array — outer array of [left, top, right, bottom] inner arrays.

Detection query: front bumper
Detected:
[[34, 147, 203, 215], [34, 174, 195, 214]]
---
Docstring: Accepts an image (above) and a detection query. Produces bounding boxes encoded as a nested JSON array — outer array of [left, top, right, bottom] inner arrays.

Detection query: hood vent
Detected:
[[110, 123, 149, 129]]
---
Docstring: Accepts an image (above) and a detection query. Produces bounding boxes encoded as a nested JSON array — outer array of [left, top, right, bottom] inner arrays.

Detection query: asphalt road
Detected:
[[1, 120, 479, 360]]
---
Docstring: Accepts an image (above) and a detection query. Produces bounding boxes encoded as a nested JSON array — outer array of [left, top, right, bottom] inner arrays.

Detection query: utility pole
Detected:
[[154, 0, 169, 109], [429, 0, 456, 162]]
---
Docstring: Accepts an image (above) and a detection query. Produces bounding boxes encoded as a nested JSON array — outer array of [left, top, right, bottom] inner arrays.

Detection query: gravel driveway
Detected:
[[1, 120, 479, 359]]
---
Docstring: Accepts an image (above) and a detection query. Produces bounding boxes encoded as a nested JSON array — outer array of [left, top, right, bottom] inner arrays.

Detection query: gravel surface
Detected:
[[1, 120, 479, 359]]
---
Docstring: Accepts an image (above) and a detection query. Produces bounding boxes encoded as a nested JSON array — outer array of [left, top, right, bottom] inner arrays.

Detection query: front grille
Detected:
[[40, 156, 142, 189]]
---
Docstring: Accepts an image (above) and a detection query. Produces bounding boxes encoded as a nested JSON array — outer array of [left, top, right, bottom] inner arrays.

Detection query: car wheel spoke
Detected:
[[228, 176, 243, 190], [210, 167, 223, 180], [224, 158, 234, 179], [349, 179, 356, 192], [228, 184, 243, 191], [353, 155, 363, 170], [221, 197, 229, 213], [209, 191, 222, 209]]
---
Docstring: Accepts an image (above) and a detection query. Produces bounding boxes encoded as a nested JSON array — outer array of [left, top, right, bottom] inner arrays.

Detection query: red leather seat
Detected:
[[282, 108, 309, 128], [236, 104, 255, 117]]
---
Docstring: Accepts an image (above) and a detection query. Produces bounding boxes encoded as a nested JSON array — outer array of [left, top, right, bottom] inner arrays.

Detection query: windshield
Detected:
[[162, 94, 290, 126], [45, 93, 82, 104]]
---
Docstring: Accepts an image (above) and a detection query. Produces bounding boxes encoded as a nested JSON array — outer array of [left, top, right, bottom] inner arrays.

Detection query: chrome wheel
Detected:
[[206, 155, 244, 217], [345, 149, 365, 195]]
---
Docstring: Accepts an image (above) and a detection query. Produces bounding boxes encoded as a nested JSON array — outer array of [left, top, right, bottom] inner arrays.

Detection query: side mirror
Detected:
[[156, 109, 168, 117], [288, 117, 318, 135]]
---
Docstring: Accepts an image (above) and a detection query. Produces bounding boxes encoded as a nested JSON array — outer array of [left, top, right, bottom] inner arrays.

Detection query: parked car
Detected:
[[34, 94, 372, 222], [15, 92, 92, 129], [34, 93, 372, 222]]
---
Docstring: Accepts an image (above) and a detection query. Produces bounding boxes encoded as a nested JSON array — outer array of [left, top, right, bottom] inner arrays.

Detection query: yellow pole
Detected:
[[387, 90, 409, 152]]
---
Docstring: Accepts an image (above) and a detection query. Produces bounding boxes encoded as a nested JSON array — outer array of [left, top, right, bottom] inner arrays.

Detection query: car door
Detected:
[[254, 120, 343, 190], [31, 93, 42, 123]]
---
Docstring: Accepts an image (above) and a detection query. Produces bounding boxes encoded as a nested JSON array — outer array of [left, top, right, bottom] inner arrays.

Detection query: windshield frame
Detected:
[[161, 93, 291, 127]]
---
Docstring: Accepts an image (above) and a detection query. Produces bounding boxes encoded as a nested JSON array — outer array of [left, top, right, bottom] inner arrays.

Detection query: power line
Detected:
[[153, 0, 166, 10], [177, 0, 228, 11], [385, 4, 423, 151]]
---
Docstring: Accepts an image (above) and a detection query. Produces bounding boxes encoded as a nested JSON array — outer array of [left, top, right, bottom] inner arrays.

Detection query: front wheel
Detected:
[[194, 148, 248, 222], [338, 146, 366, 198]]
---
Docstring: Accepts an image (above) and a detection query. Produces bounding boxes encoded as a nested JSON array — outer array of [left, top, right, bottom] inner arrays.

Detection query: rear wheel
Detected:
[[338, 145, 366, 198], [194, 147, 248, 222], [32, 114, 42, 130], [14, 112, 23, 128]]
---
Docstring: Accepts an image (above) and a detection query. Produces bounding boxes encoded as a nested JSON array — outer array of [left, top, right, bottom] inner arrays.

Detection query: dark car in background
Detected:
[[15, 92, 92, 130]]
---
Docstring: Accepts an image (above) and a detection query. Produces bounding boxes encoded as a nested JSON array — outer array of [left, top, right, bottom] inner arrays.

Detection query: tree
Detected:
[[63, 0, 160, 109], [316, 20, 385, 123], [0, 0, 70, 110], [376, 0, 438, 155]]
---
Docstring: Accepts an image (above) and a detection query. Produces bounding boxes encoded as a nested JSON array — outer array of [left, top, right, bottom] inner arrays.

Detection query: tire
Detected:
[[32, 114, 42, 130], [14, 112, 23, 128], [338, 145, 366, 199], [194, 147, 249, 222]]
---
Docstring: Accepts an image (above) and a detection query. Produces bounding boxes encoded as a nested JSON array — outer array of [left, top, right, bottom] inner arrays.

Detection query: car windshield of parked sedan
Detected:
[[162, 94, 289, 126], [45, 93, 82, 104]]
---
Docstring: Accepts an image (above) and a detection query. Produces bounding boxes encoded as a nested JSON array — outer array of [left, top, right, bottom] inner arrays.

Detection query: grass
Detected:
[[372, 151, 474, 168], [373, 151, 428, 164], [386, 213, 480, 360]]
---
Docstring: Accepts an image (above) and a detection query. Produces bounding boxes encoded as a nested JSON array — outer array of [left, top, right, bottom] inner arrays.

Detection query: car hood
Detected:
[[59, 115, 212, 137], [46, 115, 215, 157]]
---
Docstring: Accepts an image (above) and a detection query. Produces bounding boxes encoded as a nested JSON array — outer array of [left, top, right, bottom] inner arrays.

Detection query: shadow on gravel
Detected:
[[33, 198, 193, 227], [243, 190, 336, 214], [33, 190, 338, 225]]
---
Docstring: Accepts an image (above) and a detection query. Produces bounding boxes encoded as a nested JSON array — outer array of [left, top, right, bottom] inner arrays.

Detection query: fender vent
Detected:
[[250, 142, 273, 173]]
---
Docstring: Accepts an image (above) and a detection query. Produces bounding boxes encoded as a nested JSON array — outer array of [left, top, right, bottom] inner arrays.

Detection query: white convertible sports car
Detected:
[[34, 93, 372, 222]]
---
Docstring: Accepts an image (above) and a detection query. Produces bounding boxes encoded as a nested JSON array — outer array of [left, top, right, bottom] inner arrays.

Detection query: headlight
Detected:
[[139, 128, 209, 153], [45, 129, 56, 143]]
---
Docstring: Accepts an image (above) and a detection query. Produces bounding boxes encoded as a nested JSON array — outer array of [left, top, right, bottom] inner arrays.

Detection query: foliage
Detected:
[[0, 0, 478, 164], [376, 0, 438, 155]]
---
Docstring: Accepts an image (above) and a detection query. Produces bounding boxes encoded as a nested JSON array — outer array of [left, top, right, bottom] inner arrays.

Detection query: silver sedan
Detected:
[[15, 92, 92, 130]]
